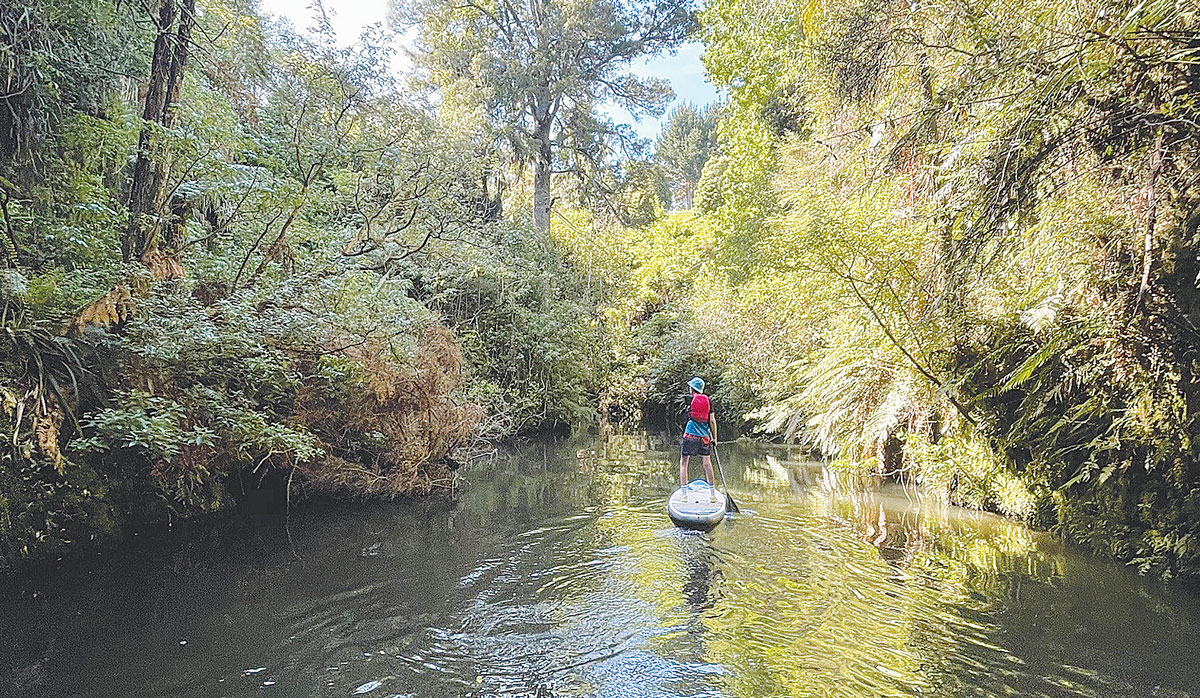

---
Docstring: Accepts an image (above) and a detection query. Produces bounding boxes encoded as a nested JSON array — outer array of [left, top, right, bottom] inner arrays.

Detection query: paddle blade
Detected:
[[725, 492, 740, 514]]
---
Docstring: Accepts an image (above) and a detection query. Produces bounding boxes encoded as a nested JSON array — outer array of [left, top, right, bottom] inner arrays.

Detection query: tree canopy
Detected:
[[394, 0, 695, 233], [654, 101, 718, 208]]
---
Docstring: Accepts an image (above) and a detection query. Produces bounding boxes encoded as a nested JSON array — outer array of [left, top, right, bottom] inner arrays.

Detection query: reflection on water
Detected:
[[2, 434, 1198, 698]]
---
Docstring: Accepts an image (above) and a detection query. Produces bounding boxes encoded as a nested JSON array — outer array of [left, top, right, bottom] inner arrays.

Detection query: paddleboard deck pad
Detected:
[[668, 479, 727, 530]]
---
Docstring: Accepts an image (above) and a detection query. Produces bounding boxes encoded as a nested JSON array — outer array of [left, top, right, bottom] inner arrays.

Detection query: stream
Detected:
[[2, 434, 1198, 697]]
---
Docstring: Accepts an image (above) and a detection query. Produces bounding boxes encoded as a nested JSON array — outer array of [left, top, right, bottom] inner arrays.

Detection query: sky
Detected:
[[255, 0, 721, 141], [603, 41, 721, 141]]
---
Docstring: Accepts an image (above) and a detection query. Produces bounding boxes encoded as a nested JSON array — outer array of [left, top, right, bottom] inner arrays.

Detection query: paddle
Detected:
[[711, 444, 740, 514]]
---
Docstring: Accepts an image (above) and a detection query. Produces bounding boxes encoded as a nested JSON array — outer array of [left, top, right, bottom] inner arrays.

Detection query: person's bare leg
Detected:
[[679, 455, 690, 485], [702, 455, 717, 501]]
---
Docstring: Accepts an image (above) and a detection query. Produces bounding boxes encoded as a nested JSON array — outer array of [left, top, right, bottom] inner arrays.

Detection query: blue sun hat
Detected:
[[687, 376, 705, 393]]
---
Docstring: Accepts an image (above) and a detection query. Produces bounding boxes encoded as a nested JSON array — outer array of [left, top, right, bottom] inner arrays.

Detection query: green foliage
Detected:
[[692, 154, 727, 214], [634, 308, 760, 429], [550, 209, 767, 428], [955, 308, 1199, 576], [422, 225, 602, 432], [655, 102, 719, 208], [905, 431, 1042, 520], [72, 285, 325, 498], [81, 391, 220, 465], [1, 265, 118, 562], [684, 0, 1200, 580], [0, 0, 605, 565], [615, 160, 671, 227], [0, 0, 146, 171]]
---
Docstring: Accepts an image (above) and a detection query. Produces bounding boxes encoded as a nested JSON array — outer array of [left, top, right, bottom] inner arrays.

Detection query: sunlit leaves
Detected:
[[690, 0, 1200, 579], [655, 102, 719, 208]]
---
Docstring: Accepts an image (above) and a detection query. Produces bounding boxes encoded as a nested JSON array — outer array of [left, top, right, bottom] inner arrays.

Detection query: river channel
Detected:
[[2, 434, 1199, 697]]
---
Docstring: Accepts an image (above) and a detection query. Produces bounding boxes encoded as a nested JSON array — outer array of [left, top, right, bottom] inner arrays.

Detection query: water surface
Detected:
[[2, 434, 1198, 697]]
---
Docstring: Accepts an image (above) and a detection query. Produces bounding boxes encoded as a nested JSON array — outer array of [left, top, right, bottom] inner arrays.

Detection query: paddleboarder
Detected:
[[679, 377, 718, 489]]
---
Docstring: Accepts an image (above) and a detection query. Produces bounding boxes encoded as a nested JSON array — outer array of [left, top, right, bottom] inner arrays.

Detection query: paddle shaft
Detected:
[[711, 444, 740, 513]]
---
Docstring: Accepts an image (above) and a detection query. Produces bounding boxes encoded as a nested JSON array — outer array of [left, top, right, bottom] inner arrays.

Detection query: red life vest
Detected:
[[689, 394, 711, 424]]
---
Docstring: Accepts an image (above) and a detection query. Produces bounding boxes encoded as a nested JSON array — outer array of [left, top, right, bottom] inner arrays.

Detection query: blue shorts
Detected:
[[681, 436, 711, 457]]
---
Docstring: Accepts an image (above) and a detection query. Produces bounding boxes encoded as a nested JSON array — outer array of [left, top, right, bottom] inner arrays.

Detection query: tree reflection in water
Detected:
[[2, 434, 1197, 698], [583, 436, 1194, 698]]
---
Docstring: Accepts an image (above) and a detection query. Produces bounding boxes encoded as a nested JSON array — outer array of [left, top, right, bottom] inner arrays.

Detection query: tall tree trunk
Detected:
[[124, 0, 196, 267], [73, 0, 195, 335], [532, 118, 552, 237]]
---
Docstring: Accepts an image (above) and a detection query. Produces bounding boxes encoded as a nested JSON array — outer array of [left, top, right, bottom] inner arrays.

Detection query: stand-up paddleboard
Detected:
[[668, 479, 727, 531]]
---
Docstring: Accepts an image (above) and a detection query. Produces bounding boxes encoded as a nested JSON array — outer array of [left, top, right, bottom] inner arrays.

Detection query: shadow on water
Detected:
[[2, 433, 1199, 698]]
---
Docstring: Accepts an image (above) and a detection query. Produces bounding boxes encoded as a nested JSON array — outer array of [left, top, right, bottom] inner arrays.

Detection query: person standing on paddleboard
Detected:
[[680, 376, 718, 489]]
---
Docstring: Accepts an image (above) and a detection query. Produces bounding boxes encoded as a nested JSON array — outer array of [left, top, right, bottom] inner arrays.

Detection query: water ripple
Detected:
[[4, 440, 1200, 698]]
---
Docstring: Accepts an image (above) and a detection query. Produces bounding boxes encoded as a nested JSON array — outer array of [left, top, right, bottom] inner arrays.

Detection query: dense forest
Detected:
[[1, 0, 1197, 581]]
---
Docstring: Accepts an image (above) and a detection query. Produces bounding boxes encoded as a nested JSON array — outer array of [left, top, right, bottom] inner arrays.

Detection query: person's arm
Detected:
[[709, 412, 718, 444]]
